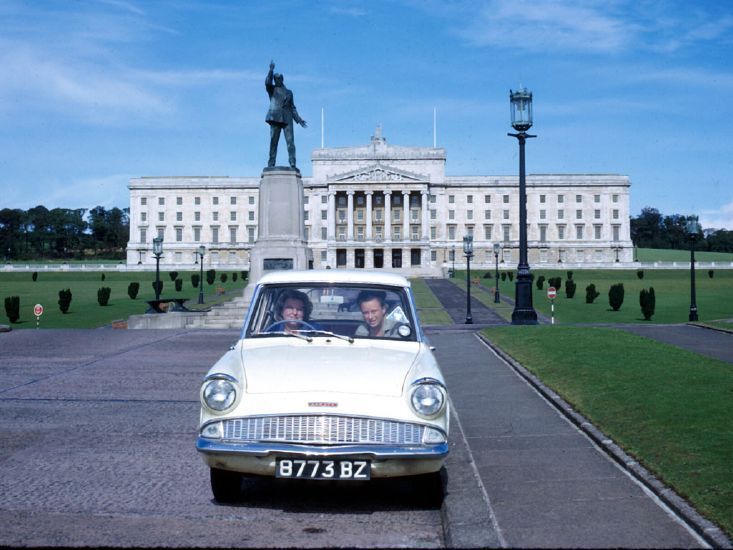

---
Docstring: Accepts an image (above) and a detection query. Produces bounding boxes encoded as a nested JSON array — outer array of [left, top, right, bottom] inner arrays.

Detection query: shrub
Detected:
[[482, 271, 492, 279], [128, 282, 140, 299], [232, 272, 238, 282], [585, 284, 600, 304], [508, 272, 514, 281], [169, 271, 179, 281], [501, 272, 507, 281], [565, 279, 577, 299], [4, 296, 20, 323], [708, 270, 715, 279], [637, 269, 644, 280], [220, 273, 228, 283], [241, 271, 248, 280], [609, 283, 625, 311], [32, 272, 38, 282], [175, 278, 183, 292], [536, 275, 546, 290], [97, 287, 111, 306], [152, 280, 163, 296], [101, 273, 107, 281], [548, 277, 562, 291], [566, 270, 574, 280], [206, 269, 216, 285], [640, 287, 656, 321], [191, 274, 200, 288], [58, 289, 72, 314]]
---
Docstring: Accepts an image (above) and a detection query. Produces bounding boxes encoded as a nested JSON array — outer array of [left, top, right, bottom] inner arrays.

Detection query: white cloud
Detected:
[[699, 201, 733, 231]]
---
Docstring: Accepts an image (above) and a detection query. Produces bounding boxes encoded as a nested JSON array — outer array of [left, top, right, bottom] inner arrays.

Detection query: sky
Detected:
[[1, 0, 732, 229]]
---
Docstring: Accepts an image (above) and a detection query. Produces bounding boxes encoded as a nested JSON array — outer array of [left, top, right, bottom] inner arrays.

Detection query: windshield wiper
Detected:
[[301, 329, 354, 344], [256, 330, 312, 342]]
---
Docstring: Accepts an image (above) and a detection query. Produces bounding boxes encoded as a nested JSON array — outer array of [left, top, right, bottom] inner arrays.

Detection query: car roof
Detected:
[[256, 269, 411, 288]]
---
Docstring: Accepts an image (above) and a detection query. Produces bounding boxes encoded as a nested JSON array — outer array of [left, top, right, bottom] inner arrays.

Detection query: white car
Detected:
[[196, 270, 450, 503]]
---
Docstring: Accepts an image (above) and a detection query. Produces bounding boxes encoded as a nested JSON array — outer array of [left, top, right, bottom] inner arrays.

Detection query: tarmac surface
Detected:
[[0, 280, 731, 548]]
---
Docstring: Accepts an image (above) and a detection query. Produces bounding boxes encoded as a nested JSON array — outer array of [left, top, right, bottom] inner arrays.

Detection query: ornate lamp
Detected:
[[686, 218, 701, 321], [463, 234, 474, 324], [198, 245, 206, 304], [152, 236, 163, 302]]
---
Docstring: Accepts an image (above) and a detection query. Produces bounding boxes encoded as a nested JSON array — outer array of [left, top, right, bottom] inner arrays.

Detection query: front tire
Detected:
[[210, 467, 243, 503]]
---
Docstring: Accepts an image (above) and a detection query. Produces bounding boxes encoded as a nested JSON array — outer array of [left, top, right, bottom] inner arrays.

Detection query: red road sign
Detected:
[[34, 304, 44, 316], [547, 287, 557, 299]]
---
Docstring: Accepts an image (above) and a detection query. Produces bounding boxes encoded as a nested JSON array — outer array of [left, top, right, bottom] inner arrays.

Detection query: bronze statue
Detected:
[[265, 61, 307, 169]]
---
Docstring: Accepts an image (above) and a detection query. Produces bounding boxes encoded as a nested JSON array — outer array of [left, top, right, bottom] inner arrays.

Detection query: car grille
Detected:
[[222, 415, 425, 445]]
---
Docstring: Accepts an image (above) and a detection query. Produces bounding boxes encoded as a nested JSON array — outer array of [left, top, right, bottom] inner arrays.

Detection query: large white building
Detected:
[[126, 130, 633, 275]]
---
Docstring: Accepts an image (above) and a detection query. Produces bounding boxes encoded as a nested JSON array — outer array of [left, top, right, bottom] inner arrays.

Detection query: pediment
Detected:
[[329, 163, 426, 183]]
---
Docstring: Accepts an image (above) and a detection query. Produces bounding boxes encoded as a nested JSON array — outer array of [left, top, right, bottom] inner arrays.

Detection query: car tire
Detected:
[[210, 467, 243, 503]]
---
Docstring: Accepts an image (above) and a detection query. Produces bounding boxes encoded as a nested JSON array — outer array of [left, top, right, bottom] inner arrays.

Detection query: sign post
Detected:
[[33, 303, 44, 329], [546, 287, 556, 325]]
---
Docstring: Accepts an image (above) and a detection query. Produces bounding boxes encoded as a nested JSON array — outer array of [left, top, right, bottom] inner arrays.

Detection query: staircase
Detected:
[[185, 295, 249, 329]]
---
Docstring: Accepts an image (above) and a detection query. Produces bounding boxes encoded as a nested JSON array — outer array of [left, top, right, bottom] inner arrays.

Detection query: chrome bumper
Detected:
[[196, 437, 449, 459]]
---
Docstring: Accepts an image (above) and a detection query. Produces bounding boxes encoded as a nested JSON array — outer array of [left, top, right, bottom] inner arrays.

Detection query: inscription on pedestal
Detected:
[[263, 258, 294, 270]]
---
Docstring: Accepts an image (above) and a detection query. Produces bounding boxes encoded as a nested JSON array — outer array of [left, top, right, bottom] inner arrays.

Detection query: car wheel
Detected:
[[210, 467, 243, 503]]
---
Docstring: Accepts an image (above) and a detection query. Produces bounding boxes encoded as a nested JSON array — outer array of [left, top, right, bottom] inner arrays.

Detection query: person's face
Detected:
[[282, 298, 305, 329], [360, 298, 386, 335]]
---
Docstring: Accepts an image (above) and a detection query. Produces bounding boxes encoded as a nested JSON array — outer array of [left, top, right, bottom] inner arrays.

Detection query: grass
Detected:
[[455, 268, 733, 324], [637, 248, 733, 263], [0, 271, 248, 329], [482, 325, 733, 537], [409, 278, 453, 325]]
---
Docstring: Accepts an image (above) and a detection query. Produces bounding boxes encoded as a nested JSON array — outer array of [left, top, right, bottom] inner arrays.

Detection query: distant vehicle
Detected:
[[196, 270, 449, 503]]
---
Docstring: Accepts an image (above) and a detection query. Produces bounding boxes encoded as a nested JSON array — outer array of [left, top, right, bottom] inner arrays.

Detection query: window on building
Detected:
[[431, 250, 437, 262], [158, 197, 165, 205], [320, 195, 327, 204], [558, 195, 564, 203], [230, 227, 237, 244], [484, 195, 491, 203], [411, 209, 419, 221], [484, 225, 492, 240], [248, 227, 255, 243], [540, 194, 546, 203], [429, 194, 436, 203], [356, 195, 365, 207], [540, 226, 547, 242], [594, 225, 602, 239], [194, 227, 201, 242], [558, 209, 564, 220], [594, 209, 601, 219], [467, 210, 473, 220], [176, 212, 182, 222], [393, 226, 402, 240], [193, 211, 200, 222], [503, 209, 510, 220], [576, 209, 582, 219], [411, 226, 419, 240], [448, 226, 456, 240], [176, 228, 183, 242], [558, 225, 565, 240], [503, 225, 511, 242], [448, 195, 455, 204], [140, 228, 147, 242], [213, 197, 219, 205], [212, 227, 219, 244], [141, 212, 147, 222], [576, 225, 584, 239], [430, 226, 436, 239], [304, 211, 309, 221], [612, 194, 619, 203], [176, 197, 182, 205], [503, 195, 509, 203], [394, 210, 401, 221], [484, 210, 491, 219], [321, 210, 327, 221], [158, 212, 165, 222], [374, 195, 383, 206], [430, 209, 436, 220], [448, 210, 455, 220], [576, 195, 582, 203], [157, 227, 164, 239], [141, 197, 147, 206], [613, 209, 619, 219], [467, 195, 473, 204], [540, 210, 546, 220], [249, 196, 256, 205], [613, 225, 620, 241], [195, 197, 201, 205], [213, 212, 219, 222], [306, 227, 311, 240], [375, 209, 383, 221], [230, 196, 237, 205], [594, 194, 601, 203], [321, 227, 327, 240], [249, 211, 255, 221], [321, 250, 328, 262]]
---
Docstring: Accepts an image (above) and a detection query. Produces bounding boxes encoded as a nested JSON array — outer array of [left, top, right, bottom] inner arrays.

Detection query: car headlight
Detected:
[[202, 377, 237, 412], [409, 380, 446, 418]]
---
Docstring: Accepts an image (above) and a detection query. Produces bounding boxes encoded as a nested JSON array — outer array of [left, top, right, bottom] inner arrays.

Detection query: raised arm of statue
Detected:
[[265, 61, 275, 95]]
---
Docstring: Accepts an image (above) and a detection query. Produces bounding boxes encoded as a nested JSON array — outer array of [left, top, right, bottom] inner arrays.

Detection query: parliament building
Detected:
[[126, 130, 633, 275]]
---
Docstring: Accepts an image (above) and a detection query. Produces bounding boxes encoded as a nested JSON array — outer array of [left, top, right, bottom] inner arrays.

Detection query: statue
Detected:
[[265, 60, 307, 169]]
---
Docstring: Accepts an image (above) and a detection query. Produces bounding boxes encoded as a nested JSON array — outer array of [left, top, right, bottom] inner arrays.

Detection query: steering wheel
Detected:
[[264, 319, 317, 332]]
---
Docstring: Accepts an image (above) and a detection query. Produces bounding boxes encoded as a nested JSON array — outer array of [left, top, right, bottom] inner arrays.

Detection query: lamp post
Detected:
[[197, 245, 206, 305], [152, 236, 163, 301], [508, 87, 538, 325], [493, 242, 501, 303], [451, 244, 456, 278], [463, 235, 473, 324], [686, 218, 701, 322]]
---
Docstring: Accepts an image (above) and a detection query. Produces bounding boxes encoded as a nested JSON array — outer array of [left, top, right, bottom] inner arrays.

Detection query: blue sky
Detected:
[[1, 0, 732, 229]]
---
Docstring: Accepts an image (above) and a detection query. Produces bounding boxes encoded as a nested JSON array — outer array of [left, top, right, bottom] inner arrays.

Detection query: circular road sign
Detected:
[[34, 304, 44, 316], [547, 287, 557, 299]]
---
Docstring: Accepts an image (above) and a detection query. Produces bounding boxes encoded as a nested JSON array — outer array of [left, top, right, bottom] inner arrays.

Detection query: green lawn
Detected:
[[483, 325, 733, 537], [456, 268, 733, 324], [0, 271, 248, 328], [637, 248, 733, 263]]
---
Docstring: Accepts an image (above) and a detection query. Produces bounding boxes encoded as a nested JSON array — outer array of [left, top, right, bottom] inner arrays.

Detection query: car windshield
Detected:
[[246, 283, 418, 341]]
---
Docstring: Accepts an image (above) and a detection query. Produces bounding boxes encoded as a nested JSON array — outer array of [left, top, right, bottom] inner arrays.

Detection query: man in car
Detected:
[[355, 290, 399, 338]]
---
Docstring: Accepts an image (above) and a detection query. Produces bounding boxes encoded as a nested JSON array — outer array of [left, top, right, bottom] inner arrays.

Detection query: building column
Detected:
[[384, 191, 392, 241], [402, 191, 410, 242], [347, 191, 354, 241], [365, 191, 373, 241], [421, 190, 429, 240], [328, 191, 336, 241]]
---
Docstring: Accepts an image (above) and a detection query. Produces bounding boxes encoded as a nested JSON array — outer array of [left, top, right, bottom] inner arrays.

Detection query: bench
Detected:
[[145, 297, 190, 314]]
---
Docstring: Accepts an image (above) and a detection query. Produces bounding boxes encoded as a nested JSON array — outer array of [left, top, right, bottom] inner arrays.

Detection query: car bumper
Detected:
[[196, 438, 449, 478]]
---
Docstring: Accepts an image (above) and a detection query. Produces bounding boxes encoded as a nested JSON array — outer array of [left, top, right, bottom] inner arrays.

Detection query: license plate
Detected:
[[275, 458, 371, 480]]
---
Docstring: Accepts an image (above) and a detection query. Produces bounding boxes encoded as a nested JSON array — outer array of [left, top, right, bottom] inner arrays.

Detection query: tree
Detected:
[[631, 207, 664, 248]]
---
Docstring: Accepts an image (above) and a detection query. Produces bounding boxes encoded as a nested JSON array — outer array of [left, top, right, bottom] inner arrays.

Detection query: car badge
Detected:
[[308, 402, 338, 408]]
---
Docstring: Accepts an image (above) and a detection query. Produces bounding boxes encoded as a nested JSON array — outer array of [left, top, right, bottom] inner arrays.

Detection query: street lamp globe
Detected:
[[153, 236, 164, 257], [510, 88, 533, 132], [686, 218, 701, 236], [463, 234, 474, 255], [198, 244, 206, 258], [493, 242, 501, 256]]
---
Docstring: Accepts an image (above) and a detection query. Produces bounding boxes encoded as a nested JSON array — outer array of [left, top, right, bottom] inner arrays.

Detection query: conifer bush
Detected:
[[206, 269, 216, 285], [4, 296, 20, 323], [128, 282, 140, 299], [192, 274, 200, 288], [508, 272, 514, 281], [152, 280, 163, 296], [548, 277, 562, 291], [220, 273, 228, 283], [640, 287, 656, 321], [585, 284, 600, 304], [169, 271, 179, 281], [501, 272, 506, 281], [232, 272, 238, 282], [32, 272, 38, 282], [97, 287, 112, 306], [565, 279, 577, 299], [637, 269, 644, 279], [536, 275, 546, 290], [566, 270, 574, 280], [175, 278, 183, 292], [609, 283, 625, 311], [708, 270, 715, 279], [58, 289, 72, 313]]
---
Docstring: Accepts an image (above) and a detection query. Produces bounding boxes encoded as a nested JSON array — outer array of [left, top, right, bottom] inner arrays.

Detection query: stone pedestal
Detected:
[[244, 167, 312, 301]]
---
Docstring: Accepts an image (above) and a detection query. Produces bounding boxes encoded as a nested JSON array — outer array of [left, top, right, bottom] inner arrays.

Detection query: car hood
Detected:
[[241, 340, 419, 397]]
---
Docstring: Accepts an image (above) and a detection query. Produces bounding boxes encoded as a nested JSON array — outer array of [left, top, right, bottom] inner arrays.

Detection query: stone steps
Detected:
[[185, 295, 248, 329]]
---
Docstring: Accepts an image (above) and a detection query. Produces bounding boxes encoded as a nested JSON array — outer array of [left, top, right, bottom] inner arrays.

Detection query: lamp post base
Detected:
[[512, 273, 538, 325]]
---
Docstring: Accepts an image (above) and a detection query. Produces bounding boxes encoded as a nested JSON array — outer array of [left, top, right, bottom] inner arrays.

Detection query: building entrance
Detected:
[[373, 249, 383, 268]]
